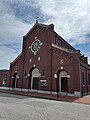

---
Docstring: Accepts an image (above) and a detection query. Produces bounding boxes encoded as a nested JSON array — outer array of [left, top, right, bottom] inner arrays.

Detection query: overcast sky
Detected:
[[0, 0, 90, 69]]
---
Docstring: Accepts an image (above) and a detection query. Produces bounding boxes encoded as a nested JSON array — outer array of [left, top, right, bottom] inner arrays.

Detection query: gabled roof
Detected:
[[24, 23, 54, 39], [11, 53, 22, 65], [24, 22, 76, 52], [53, 31, 76, 51]]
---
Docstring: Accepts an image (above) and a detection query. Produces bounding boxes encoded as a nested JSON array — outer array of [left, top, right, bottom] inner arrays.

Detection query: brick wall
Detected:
[[22, 24, 54, 90], [7, 23, 90, 96]]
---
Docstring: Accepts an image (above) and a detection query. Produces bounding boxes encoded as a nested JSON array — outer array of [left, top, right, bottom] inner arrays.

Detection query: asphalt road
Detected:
[[0, 93, 90, 120]]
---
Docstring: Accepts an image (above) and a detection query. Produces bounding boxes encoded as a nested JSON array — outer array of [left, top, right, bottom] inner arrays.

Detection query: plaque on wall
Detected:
[[39, 80, 47, 86]]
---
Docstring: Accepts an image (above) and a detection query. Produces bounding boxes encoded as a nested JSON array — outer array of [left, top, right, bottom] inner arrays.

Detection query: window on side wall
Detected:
[[82, 72, 85, 85], [88, 74, 90, 85]]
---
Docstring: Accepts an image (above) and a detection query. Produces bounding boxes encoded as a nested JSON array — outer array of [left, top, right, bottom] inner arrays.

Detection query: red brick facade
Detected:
[[1, 22, 90, 97]]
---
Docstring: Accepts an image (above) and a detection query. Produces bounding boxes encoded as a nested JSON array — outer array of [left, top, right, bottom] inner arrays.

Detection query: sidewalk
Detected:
[[58, 95, 90, 104], [0, 87, 90, 105]]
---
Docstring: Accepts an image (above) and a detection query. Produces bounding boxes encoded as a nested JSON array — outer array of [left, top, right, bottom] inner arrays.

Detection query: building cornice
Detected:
[[52, 43, 79, 54]]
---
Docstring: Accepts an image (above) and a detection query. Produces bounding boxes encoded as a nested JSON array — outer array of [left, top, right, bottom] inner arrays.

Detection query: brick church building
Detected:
[[2, 18, 90, 97]]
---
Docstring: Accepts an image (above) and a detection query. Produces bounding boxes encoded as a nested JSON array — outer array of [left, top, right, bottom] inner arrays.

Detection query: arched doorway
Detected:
[[59, 71, 68, 93], [31, 68, 40, 90], [12, 72, 19, 88]]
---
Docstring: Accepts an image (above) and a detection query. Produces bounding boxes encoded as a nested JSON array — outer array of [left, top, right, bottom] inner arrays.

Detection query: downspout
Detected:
[[50, 25, 54, 94], [86, 68, 88, 94], [51, 47, 52, 93], [79, 61, 82, 97], [9, 63, 12, 88], [21, 36, 26, 89]]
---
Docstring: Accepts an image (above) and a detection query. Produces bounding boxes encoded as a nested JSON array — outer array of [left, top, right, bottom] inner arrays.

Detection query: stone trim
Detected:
[[52, 43, 77, 54]]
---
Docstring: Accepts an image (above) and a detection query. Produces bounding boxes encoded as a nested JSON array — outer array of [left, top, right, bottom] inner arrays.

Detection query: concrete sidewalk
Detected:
[[0, 88, 90, 105]]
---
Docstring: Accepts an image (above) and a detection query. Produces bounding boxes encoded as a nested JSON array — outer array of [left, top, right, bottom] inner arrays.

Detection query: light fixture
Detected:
[[67, 75, 70, 78], [33, 64, 36, 67], [54, 74, 57, 79], [27, 74, 30, 77], [60, 66, 63, 70], [30, 59, 32, 62], [15, 70, 17, 73]]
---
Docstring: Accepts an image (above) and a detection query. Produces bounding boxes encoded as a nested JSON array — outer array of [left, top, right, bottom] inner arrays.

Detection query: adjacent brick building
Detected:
[[0, 69, 9, 87], [2, 19, 90, 97]]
